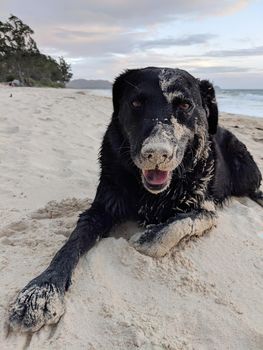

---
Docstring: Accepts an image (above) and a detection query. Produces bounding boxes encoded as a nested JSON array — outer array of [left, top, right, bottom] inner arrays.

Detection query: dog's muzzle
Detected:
[[132, 122, 189, 194], [139, 143, 174, 193], [141, 143, 173, 165]]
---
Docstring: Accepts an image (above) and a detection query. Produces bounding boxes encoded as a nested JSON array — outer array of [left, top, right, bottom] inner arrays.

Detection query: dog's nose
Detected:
[[141, 145, 173, 164]]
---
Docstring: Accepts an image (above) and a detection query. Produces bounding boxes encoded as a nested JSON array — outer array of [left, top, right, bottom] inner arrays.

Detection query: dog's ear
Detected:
[[199, 80, 218, 135], [112, 71, 126, 116], [112, 69, 136, 117]]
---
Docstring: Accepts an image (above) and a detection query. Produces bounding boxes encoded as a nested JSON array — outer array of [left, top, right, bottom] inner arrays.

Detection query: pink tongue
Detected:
[[143, 169, 169, 185]]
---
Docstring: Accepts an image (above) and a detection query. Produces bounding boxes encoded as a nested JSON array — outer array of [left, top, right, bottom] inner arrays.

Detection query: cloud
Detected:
[[1, 0, 260, 87], [40, 31, 216, 58], [0, 1, 254, 60], [0, 0, 252, 28], [40, 29, 142, 57], [204, 46, 263, 57], [54, 26, 122, 41], [189, 66, 251, 74], [139, 34, 217, 49]]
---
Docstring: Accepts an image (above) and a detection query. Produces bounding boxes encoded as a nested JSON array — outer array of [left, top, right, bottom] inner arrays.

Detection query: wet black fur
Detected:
[[9, 67, 262, 331]]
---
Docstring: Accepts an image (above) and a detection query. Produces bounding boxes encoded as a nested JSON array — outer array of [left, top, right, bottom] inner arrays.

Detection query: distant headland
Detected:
[[66, 79, 112, 89]]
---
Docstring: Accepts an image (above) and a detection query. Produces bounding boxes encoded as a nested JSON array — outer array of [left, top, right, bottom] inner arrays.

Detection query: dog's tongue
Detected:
[[143, 169, 169, 185]]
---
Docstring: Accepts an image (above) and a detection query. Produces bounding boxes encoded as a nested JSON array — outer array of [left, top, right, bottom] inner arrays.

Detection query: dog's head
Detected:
[[112, 67, 218, 194]]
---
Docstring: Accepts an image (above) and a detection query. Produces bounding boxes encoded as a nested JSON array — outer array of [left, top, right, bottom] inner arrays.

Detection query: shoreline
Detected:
[[2, 83, 263, 118]]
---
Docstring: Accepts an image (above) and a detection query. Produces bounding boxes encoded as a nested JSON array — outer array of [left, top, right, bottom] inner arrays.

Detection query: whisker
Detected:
[[124, 79, 140, 91]]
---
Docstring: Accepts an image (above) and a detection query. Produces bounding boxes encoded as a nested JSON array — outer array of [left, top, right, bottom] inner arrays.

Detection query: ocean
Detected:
[[216, 89, 263, 118], [86, 88, 263, 118]]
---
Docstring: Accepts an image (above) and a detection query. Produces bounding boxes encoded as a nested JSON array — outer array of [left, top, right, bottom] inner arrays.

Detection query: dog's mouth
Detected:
[[142, 169, 171, 193]]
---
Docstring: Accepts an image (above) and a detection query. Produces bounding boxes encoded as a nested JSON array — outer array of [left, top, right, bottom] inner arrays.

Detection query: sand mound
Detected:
[[1, 197, 263, 350]]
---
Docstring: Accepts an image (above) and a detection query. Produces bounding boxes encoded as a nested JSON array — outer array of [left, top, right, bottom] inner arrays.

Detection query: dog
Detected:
[[8, 67, 263, 332]]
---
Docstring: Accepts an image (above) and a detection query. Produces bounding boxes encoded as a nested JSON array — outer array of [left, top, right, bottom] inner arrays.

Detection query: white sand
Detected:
[[0, 86, 263, 350]]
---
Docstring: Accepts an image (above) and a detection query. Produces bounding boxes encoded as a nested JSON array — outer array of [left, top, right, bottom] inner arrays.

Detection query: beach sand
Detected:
[[0, 86, 263, 350]]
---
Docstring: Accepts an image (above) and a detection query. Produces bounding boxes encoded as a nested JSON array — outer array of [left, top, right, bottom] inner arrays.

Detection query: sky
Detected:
[[1, 0, 263, 88]]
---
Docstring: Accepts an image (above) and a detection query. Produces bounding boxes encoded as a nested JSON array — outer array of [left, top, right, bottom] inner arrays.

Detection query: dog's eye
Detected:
[[131, 100, 142, 108], [179, 102, 191, 111], [173, 97, 192, 112]]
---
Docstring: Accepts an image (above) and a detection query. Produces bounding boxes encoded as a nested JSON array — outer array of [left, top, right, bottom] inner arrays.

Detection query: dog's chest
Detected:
[[136, 170, 213, 226], [136, 184, 196, 226]]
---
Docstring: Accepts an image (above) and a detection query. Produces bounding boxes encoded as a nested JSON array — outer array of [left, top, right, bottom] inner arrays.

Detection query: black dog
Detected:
[[8, 67, 263, 332]]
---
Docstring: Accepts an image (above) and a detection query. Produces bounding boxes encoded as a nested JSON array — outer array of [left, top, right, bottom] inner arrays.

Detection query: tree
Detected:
[[7, 15, 39, 54], [0, 15, 72, 86], [58, 56, 72, 83]]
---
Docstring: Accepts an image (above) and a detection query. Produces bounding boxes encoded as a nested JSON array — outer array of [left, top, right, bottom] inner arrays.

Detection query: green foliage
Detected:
[[0, 15, 73, 87], [58, 57, 73, 83], [5, 74, 15, 82]]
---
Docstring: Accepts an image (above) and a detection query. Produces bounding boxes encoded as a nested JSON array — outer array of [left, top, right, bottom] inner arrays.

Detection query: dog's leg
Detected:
[[250, 190, 263, 207], [130, 201, 217, 258], [8, 203, 113, 332]]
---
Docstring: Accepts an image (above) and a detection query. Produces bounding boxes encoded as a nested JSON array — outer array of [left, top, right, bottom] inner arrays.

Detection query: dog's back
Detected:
[[212, 126, 262, 203]]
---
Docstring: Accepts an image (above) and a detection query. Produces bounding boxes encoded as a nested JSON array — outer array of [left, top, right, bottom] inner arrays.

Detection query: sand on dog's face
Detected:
[[0, 87, 263, 349]]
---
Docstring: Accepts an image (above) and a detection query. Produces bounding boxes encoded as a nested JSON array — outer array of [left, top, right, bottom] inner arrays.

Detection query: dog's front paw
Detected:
[[130, 225, 167, 258], [9, 281, 65, 332]]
